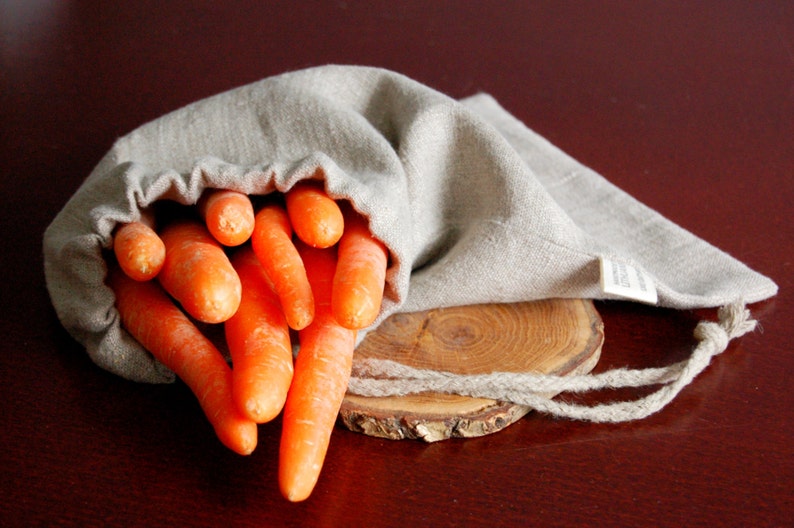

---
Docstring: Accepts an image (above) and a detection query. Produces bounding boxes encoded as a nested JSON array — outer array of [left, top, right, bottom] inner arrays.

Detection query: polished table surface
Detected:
[[2, 2, 792, 527]]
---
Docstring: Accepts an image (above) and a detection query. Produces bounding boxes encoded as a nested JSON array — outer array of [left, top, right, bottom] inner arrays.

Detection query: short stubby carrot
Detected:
[[113, 219, 166, 282], [198, 189, 255, 247], [225, 247, 294, 423], [109, 267, 257, 455], [251, 204, 314, 331], [279, 243, 357, 502], [157, 220, 242, 324], [285, 181, 344, 249], [332, 209, 389, 329]]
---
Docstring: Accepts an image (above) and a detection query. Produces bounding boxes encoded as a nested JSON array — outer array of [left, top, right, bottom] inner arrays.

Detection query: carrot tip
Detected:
[[243, 398, 280, 424], [287, 312, 314, 332], [284, 490, 310, 503], [225, 425, 258, 456], [280, 478, 318, 503]]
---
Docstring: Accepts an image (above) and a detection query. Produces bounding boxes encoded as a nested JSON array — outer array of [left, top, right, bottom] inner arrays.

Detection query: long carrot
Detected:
[[332, 209, 389, 329], [158, 220, 242, 324], [279, 243, 357, 502], [251, 204, 314, 331], [109, 266, 257, 455], [112, 214, 166, 282], [198, 189, 255, 247], [285, 181, 344, 249], [225, 247, 294, 423]]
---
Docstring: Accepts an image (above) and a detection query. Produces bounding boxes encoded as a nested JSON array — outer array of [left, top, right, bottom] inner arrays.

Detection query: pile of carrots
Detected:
[[108, 181, 388, 502]]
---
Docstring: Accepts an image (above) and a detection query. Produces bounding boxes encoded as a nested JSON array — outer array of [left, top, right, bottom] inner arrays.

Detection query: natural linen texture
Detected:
[[44, 66, 777, 417]]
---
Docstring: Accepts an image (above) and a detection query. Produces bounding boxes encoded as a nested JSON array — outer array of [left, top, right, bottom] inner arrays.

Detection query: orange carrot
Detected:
[[225, 247, 294, 423], [332, 209, 388, 329], [279, 243, 357, 502], [112, 212, 166, 281], [158, 220, 242, 324], [198, 189, 255, 247], [285, 181, 344, 248], [109, 266, 257, 455], [251, 204, 314, 331]]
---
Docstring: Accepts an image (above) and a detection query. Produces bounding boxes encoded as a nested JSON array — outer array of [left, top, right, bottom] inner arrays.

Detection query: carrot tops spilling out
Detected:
[[107, 182, 389, 501]]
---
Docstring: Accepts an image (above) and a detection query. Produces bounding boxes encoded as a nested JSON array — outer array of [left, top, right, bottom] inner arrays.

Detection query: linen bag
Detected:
[[43, 65, 777, 421]]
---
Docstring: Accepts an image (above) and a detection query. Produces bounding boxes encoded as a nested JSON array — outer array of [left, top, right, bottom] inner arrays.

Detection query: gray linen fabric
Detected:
[[43, 65, 777, 384]]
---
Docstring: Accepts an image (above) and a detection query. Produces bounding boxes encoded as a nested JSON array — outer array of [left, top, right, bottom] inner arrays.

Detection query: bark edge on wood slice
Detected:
[[340, 298, 603, 442]]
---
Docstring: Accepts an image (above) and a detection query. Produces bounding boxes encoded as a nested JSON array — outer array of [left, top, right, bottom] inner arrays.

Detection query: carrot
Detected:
[[279, 243, 357, 502], [158, 220, 242, 324], [225, 247, 294, 423], [112, 212, 166, 282], [285, 181, 344, 248], [109, 266, 257, 455], [251, 204, 314, 331], [332, 209, 389, 329], [198, 189, 255, 247]]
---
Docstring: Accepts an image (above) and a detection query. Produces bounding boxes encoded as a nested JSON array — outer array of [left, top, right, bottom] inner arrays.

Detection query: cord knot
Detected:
[[694, 300, 756, 355], [693, 320, 729, 352]]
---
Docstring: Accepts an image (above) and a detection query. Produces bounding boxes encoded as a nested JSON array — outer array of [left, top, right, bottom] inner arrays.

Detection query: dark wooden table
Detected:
[[2, 2, 791, 526]]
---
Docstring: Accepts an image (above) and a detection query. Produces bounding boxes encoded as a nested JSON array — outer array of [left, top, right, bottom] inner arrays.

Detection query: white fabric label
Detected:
[[599, 257, 658, 304]]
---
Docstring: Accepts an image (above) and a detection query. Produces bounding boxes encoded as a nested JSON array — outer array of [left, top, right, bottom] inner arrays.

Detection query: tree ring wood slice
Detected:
[[340, 298, 604, 442]]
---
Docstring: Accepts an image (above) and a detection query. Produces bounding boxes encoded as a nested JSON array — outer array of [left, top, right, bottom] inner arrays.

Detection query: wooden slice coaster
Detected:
[[340, 298, 604, 442]]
